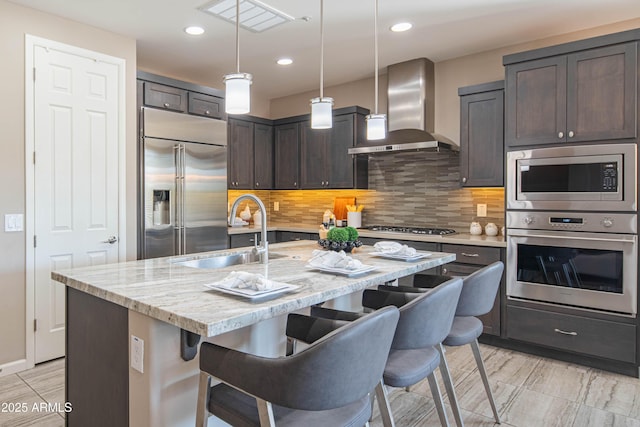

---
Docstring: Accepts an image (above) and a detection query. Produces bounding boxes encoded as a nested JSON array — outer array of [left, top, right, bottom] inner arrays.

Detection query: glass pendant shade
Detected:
[[224, 73, 252, 114], [366, 113, 387, 140], [311, 97, 334, 129]]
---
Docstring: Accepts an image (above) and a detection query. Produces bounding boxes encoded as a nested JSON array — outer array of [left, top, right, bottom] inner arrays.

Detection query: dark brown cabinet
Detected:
[[143, 82, 188, 113], [274, 123, 301, 189], [505, 41, 637, 147], [138, 71, 225, 120], [458, 81, 504, 187], [277, 107, 368, 190], [228, 117, 274, 190]]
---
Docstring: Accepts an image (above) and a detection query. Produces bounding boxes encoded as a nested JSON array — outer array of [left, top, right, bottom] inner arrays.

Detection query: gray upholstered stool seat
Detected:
[[208, 383, 372, 427], [196, 306, 400, 427], [443, 316, 483, 346], [383, 347, 440, 388]]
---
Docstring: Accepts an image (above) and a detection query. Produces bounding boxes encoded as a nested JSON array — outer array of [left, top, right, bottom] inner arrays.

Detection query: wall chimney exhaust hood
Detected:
[[348, 58, 458, 155]]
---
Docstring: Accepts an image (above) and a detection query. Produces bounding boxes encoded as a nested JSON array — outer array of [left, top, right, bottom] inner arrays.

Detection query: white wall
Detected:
[[0, 0, 137, 369]]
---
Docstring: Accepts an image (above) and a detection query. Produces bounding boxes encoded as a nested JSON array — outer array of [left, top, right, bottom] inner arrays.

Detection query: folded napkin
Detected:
[[308, 249, 365, 270], [213, 271, 275, 291], [228, 217, 249, 226], [374, 241, 417, 256]]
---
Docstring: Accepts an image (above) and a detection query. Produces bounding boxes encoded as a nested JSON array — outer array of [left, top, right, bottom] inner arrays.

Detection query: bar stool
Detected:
[[196, 306, 399, 427], [288, 277, 464, 427], [379, 261, 504, 425]]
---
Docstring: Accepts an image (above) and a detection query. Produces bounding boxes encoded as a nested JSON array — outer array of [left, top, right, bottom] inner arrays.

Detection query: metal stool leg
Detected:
[[438, 344, 465, 427], [470, 339, 501, 424], [427, 372, 450, 427], [375, 379, 396, 427]]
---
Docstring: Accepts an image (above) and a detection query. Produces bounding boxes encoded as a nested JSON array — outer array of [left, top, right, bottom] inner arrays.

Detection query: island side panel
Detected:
[[66, 287, 129, 426]]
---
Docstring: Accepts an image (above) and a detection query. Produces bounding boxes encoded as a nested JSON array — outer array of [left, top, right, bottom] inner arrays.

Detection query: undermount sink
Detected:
[[174, 251, 287, 269]]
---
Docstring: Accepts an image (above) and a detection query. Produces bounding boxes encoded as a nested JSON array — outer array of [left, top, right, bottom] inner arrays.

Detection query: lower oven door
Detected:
[[507, 229, 637, 316]]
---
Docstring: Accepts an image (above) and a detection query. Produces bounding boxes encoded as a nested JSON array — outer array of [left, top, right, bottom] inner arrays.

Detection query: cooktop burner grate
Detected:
[[363, 225, 457, 236]]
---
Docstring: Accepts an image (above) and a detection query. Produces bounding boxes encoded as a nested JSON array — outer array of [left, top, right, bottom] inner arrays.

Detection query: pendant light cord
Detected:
[[374, 0, 379, 115], [235, 0, 240, 73], [320, 0, 325, 99]]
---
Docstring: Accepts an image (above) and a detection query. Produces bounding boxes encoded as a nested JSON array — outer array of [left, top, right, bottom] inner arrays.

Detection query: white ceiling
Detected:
[[9, 0, 640, 100]]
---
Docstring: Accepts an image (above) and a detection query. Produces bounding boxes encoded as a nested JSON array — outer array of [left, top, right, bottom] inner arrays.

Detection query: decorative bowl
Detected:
[[317, 239, 363, 253]]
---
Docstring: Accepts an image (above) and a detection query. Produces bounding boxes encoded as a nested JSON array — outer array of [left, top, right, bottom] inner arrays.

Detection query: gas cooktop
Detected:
[[362, 225, 457, 236]]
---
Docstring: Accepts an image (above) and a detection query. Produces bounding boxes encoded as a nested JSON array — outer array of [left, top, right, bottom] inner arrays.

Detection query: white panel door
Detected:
[[33, 44, 120, 363]]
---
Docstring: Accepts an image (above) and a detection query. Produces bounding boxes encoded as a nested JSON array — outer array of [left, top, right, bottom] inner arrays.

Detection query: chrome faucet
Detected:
[[229, 194, 268, 264]]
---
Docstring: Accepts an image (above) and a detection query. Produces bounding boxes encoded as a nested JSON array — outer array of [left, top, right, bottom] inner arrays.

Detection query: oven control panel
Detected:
[[507, 211, 637, 234]]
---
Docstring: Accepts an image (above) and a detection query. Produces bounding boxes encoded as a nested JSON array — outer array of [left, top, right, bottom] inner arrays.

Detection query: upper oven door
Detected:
[[507, 228, 638, 315], [507, 144, 637, 211]]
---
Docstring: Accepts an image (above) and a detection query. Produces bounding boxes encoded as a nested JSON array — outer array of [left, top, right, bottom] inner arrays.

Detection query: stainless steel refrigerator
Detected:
[[140, 107, 228, 259]]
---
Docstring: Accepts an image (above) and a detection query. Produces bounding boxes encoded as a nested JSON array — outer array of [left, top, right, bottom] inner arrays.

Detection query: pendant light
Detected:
[[224, 0, 252, 115], [310, 0, 333, 129], [366, 0, 387, 140]]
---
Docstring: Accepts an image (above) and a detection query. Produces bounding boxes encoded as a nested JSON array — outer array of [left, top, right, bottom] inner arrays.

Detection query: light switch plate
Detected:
[[5, 214, 24, 232], [131, 335, 144, 373], [477, 204, 487, 217]]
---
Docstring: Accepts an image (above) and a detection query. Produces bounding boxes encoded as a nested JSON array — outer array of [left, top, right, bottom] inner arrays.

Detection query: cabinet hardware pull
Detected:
[[205, 110, 210, 115], [554, 328, 578, 336], [558, 131, 564, 138], [462, 177, 467, 183], [568, 131, 574, 138], [256, 182, 259, 187], [461, 252, 479, 257], [442, 268, 448, 274], [164, 103, 170, 108]]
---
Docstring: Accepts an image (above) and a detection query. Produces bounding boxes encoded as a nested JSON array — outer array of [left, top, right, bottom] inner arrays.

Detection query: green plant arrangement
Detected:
[[318, 226, 363, 253]]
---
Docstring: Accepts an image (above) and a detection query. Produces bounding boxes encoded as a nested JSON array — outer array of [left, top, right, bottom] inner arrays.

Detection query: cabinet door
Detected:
[[253, 123, 274, 189], [143, 82, 188, 113], [188, 92, 223, 119], [300, 121, 330, 189], [274, 123, 300, 189], [460, 89, 504, 186], [328, 114, 356, 188], [505, 56, 567, 147], [228, 119, 254, 189], [567, 42, 637, 142]]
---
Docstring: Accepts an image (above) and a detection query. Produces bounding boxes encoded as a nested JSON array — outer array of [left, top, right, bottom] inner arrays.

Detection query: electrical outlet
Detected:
[[4, 214, 23, 232], [274, 201, 279, 211], [131, 335, 144, 373], [477, 204, 487, 217]]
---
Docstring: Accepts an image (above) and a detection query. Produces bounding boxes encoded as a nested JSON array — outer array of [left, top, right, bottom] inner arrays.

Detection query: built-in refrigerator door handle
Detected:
[[180, 144, 187, 255], [174, 144, 182, 254]]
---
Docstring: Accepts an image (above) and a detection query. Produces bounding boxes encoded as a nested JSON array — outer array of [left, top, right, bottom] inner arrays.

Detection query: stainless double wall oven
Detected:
[[506, 143, 638, 316]]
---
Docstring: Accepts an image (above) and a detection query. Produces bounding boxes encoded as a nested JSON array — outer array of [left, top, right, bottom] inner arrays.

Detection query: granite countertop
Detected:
[[228, 223, 507, 248], [52, 241, 455, 338]]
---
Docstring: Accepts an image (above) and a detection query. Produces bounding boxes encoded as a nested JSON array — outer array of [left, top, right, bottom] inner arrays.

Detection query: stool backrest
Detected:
[[456, 261, 504, 317]]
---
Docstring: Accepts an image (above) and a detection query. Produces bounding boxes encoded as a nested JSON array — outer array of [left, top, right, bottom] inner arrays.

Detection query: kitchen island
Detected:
[[53, 240, 455, 427]]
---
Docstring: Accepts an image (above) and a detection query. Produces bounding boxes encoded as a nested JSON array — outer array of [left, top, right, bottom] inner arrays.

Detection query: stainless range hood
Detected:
[[348, 58, 458, 155]]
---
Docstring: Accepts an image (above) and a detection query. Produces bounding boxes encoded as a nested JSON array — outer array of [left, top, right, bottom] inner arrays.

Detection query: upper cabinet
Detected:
[[458, 81, 504, 187], [274, 106, 369, 190], [504, 34, 638, 147], [137, 71, 225, 120], [228, 117, 274, 190]]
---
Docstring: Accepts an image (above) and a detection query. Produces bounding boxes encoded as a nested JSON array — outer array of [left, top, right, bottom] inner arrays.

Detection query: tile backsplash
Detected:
[[229, 150, 505, 233]]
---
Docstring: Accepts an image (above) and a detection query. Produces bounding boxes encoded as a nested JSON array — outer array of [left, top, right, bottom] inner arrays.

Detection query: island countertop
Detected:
[[52, 241, 455, 338]]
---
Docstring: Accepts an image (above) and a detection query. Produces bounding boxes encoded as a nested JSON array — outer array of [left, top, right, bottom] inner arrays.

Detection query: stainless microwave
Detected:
[[507, 144, 637, 212]]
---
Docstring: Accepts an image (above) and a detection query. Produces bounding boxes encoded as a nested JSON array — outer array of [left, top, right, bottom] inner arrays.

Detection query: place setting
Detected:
[[203, 271, 298, 301], [369, 241, 432, 261], [305, 249, 377, 277]]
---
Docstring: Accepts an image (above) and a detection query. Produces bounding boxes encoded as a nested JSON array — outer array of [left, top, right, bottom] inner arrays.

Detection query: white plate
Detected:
[[305, 264, 377, 277], [369, 251, 431, 261], [204, 282, 298, 300]]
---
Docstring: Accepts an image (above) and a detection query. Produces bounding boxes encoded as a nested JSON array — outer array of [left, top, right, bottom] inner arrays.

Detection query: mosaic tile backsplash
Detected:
[[229, 150, 505, 233]]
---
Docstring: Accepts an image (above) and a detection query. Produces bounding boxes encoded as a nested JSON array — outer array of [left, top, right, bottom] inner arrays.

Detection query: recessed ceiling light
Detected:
[[185, 26, 205, 35], [390, 22, 412, 32], [277, 58, 293, 65]]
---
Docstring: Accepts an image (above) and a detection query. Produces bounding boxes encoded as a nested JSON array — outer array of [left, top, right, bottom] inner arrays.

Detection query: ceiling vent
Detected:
[[199, 0, 295, 33]]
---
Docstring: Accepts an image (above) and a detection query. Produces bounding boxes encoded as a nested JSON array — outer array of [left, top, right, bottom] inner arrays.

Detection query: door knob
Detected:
[[102, 236, 118, 244]]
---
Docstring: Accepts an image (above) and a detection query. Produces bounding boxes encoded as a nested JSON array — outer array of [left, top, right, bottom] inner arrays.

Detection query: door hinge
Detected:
[[33, 67, 36, 82], [34, 319, 37, 332], [33, 235, 37, 248], [33, 151, 36, 165]]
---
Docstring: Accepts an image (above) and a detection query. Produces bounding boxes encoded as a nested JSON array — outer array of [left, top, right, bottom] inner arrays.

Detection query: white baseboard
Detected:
[[0, 358, 32, 377]]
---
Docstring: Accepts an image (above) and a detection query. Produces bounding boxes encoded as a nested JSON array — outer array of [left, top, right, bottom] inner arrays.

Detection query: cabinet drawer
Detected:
[[507, 305, 636, 363], [277, 231, 318, 242], [144, 82, 187, 112], [441, 244, 500, 265], [188, 92, 223, 119]]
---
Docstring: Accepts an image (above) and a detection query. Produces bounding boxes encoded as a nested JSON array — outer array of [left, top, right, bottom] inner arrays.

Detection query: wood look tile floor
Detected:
[[1, 345, 639, 426]]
